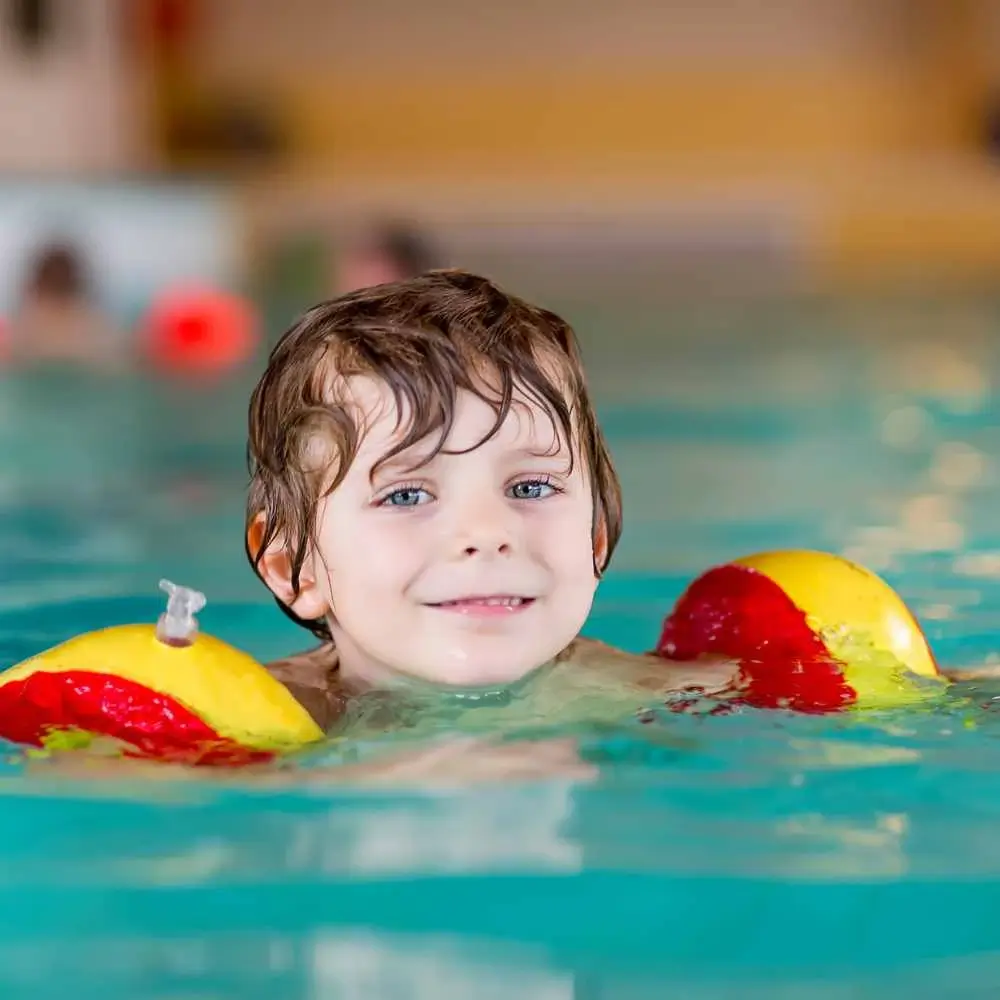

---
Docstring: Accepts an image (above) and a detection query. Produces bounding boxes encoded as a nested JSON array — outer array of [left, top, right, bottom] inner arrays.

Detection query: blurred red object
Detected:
[[143, 286, 259, 376], [147, 0, 199, 54]]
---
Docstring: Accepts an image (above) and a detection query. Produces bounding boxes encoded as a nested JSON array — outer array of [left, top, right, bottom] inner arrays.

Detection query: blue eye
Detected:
[[508, 479, 556, 501], [380, 487, 433, 507]]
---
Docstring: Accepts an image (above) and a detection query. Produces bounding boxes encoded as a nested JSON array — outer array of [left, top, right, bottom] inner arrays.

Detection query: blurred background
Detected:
[[9, 0, 1000, 308], [0, 0, 998, 652]]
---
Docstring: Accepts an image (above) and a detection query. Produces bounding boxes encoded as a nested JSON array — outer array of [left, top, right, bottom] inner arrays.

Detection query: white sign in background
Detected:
[[0, 181, 242, 320]]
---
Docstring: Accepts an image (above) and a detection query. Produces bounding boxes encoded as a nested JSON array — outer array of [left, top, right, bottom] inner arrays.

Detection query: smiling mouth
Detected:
[[427, 596, 536, 614]]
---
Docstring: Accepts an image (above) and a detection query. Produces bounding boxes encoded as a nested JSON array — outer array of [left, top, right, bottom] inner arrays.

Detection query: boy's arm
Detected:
[[264, 643, 344, 731], [558, 636, 741, 696], [27, 733, 597, 787], [939, 664, 1000, 682]]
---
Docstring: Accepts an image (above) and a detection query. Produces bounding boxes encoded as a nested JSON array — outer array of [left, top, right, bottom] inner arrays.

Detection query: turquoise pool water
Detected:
[[3, 293, 1000, 998]]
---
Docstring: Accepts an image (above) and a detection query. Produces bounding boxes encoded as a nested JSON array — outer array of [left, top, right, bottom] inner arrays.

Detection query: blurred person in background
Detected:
[[333, 220, 439, 294], [5, 240, 124, 370]]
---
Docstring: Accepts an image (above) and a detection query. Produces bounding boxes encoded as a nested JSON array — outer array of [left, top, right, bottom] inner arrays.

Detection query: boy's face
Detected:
[[288, 375, 602, 688]]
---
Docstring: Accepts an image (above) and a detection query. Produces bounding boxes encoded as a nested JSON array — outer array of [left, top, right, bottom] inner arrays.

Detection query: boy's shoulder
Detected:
[[555, 635, 653, 668], [264, 636, 740, 730], [558, 636, 739, 695], [265, 642, 344, 731]]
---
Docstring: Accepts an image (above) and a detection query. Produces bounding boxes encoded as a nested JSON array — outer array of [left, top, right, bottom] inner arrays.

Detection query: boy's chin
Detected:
[[411, 653, 547, 690]]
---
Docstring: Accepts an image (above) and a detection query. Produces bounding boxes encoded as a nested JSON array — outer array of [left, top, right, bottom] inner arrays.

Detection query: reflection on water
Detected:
[[7, 926, 1000, 999], [1, 294, 1000, 996], [0, 931, 577, 1000], [6, 928, 1000, 999]]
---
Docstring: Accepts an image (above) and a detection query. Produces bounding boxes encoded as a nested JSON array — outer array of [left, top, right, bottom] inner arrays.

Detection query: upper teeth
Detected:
[[440, 597, 525, 606]]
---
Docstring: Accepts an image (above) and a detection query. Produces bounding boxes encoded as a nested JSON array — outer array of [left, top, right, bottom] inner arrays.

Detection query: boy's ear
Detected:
[[248, 513, 330, 621], [593, 516, 609, 572]]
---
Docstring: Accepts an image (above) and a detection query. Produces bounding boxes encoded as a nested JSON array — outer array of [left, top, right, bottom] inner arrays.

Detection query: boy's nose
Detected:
[[461, 538, 511, 558], [452, 501, 516, 559]]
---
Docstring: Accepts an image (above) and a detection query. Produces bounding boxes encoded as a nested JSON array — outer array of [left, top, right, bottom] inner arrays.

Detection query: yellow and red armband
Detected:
[[0, 581, 323, 765], [658, 549, 943, 712]]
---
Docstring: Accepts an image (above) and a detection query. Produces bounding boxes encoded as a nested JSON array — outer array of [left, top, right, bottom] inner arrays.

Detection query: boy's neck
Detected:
[[336, 648, 552, 701]]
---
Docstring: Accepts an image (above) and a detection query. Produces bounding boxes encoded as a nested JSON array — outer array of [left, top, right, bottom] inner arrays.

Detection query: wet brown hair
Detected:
[[246, 269, 622, 640]]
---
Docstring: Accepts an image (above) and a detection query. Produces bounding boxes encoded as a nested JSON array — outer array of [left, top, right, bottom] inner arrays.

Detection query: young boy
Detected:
[[248, 269, 738, 739]]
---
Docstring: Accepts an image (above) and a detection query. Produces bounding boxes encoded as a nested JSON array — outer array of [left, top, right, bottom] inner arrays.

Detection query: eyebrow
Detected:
[[368, 451, 435, 482]]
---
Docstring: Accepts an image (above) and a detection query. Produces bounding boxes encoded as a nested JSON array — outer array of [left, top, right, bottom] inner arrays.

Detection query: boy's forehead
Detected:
[[341, 374, 570, 460], [338, 375, 397, 438]]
